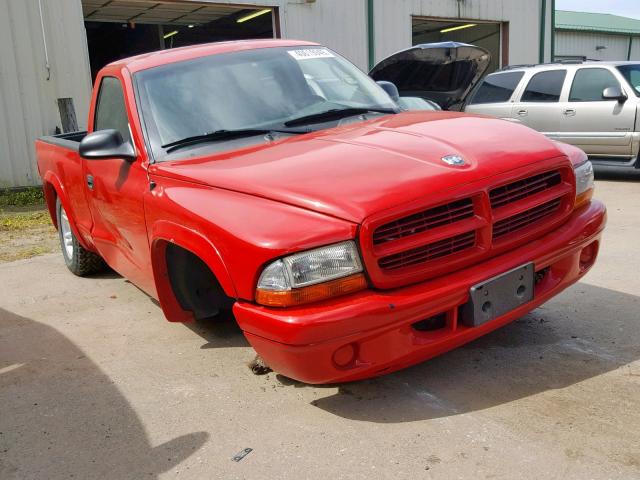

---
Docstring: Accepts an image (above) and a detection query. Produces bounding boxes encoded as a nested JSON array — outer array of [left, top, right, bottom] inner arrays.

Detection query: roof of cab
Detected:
[[107, 39, 320, 74]]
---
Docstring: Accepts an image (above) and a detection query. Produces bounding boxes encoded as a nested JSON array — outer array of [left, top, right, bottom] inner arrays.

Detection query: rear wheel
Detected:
[[56, 198, 104, 276]]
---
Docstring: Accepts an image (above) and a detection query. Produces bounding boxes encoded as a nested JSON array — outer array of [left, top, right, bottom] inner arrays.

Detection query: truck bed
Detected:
[[38, 131, 87, 150], [36, 131, 91, 243]]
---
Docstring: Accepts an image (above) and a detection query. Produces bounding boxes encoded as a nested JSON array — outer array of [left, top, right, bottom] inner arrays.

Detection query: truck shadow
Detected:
[[183, 313, 251, 349], [298, 283, 640, 423], [0, 308, 208, 479]]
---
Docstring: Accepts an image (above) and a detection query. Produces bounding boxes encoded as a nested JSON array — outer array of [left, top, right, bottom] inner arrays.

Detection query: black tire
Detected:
[[56, 198, 105, 276]]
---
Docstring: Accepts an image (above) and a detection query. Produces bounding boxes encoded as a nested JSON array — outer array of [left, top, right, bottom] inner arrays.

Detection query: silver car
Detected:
[[466, 62, 640, 169]]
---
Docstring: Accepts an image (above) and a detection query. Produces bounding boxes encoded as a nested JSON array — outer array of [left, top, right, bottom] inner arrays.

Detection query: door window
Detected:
[[94, 76, 131, 143], [468, 71, 525, 104], [616, 64, 640, 96], [521, 70, 566, 102], [569, 68, 621, 102]]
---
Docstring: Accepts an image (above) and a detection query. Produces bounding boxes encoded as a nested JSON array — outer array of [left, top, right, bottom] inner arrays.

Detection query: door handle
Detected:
[[86, 175, 94, 190], [563, 109, 576, 116], [517, 109, 528, 116]]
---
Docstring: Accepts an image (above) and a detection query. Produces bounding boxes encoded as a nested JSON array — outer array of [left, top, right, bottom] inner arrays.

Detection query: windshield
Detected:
[[617, 64, 640, 97], [135, 46, 397, 159]]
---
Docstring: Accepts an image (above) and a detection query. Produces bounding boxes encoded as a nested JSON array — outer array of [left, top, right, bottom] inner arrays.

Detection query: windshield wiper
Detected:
[[162, 128, 307, 153], [284, 107, 397, 127]]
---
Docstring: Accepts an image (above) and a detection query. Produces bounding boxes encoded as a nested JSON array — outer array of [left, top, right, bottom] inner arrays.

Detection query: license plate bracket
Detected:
[[461, 263, 534, 327]]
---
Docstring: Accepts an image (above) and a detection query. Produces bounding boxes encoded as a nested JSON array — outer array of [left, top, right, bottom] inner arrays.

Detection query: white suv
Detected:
[[466, 62, 640, 169]]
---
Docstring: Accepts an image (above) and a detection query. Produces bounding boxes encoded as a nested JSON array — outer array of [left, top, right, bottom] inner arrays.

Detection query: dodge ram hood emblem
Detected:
[[441, 154, 466, 167]]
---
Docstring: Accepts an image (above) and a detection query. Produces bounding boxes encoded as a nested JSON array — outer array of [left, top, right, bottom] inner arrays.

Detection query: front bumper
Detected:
[[233, 200, 606, 384]]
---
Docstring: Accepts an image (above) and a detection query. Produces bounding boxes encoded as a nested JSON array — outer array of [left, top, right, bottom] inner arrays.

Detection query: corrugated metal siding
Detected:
[[556, 31, 633, 61], [110, 0, 548, 73], [373, 0, 550, 66], [0, 0, 91, 188], [631, 38, 640, 61], [281, 0, 368, 69]]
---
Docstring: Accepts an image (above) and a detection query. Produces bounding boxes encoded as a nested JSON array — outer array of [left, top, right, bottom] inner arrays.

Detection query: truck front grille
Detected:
[[361, 164, 574, 289]]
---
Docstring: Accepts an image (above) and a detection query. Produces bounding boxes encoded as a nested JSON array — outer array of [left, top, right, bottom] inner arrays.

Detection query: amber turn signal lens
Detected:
[[255, 273, 367, 307], [574, 188, 594, 210]]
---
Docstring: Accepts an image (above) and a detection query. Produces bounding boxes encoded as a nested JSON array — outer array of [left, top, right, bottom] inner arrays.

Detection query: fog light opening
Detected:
[[579, 241, 598, 271], [333, 343, 357, 368], [412, 312, 447, 332]]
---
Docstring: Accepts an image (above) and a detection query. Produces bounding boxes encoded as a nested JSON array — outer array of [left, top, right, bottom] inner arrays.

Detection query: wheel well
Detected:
[[165, 243, 235, 321]]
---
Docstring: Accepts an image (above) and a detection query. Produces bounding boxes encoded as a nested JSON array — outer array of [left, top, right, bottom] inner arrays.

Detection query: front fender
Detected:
[[145, 178, 357, 307]]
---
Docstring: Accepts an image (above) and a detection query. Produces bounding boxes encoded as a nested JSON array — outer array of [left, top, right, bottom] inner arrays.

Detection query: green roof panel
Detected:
[[556, 10, 640, 35]]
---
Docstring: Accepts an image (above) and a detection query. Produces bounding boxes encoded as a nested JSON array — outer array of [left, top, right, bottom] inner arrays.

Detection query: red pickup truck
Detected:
[[37, 40, 605, 384]]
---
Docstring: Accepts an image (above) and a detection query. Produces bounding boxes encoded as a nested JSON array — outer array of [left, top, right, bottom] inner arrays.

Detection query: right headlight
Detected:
[[573, 159, 594, 209], [255, 241, 366, 307]]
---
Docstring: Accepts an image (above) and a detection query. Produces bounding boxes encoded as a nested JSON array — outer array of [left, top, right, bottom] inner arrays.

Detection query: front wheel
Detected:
[[56, 198, 104, 276]]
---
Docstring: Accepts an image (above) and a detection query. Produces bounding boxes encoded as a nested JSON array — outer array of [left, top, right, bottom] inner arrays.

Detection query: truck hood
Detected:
[[369, 42, 491, 110], [149, 111, 565, 224]]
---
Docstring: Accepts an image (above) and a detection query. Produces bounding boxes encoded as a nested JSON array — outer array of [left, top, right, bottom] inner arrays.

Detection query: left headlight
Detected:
[[574, 159, 594, 209], [256, 241, 367, 307]]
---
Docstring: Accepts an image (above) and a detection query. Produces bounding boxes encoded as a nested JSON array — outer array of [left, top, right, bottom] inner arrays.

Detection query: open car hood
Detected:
[[370, 42, 491, 111]]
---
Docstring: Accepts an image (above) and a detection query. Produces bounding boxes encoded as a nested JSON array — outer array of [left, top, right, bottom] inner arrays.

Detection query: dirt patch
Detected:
[[0, 209, 58, 263]]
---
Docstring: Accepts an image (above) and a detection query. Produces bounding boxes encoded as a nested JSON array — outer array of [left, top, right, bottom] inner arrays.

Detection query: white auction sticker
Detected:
[[288, 48, 335, 60]]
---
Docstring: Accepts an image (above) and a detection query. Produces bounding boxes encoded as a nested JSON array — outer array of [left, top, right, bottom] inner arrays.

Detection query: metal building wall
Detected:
[[167, 0, 549, 71], [372, 0, 552, 67], [280, 0, 369, 70], [0, 0, 92, 188], [188, 0, 368, 69], [556, 31, 638, 61], [632, 38, 640, 61], [206, 0, 550, 70], [184, 0, 369, 68], [0, 0, 550, 188]]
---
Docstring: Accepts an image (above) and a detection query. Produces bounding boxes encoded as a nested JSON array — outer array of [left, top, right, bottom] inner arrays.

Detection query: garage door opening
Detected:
[[82, 1, 278, 80], [412, 18, 503, 73]]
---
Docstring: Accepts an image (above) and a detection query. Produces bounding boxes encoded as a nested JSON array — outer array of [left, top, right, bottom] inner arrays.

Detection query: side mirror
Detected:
[[79, 129, 136, 161], [376, 80, 400, 102], [602, 86, 627, 103]]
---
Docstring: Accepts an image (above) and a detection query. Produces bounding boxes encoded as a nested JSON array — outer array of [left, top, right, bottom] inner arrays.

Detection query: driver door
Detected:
[[83, 75, 153, 292]]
